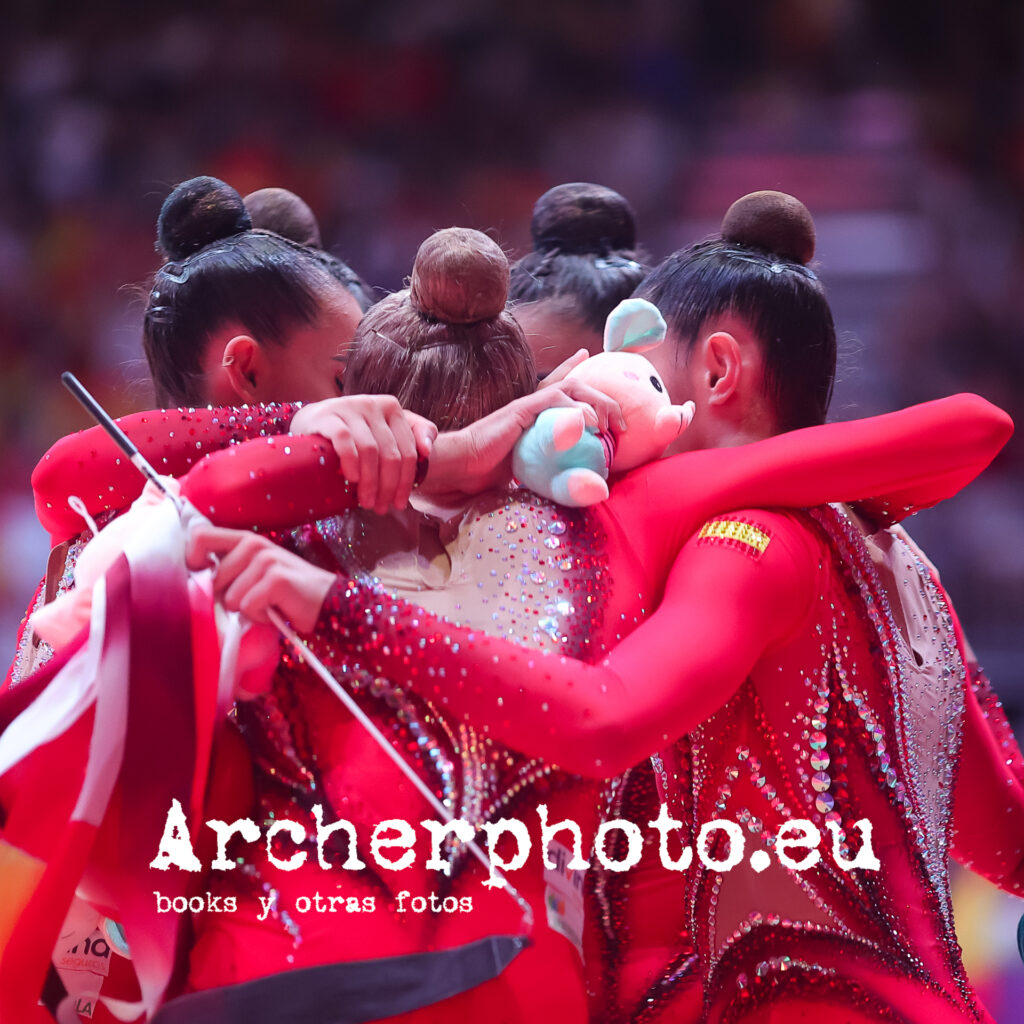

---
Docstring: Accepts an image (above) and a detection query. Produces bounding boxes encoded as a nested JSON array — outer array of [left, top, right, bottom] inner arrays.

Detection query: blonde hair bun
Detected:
[[409, 227, 509, 324]]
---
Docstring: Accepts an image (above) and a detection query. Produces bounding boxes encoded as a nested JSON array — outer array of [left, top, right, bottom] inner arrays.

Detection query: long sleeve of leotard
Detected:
[[311, 509, 817, 777], [888, 527, 1024, 891], [81, 394, 1013, 547], [964, 664, 1024, 786], [302, 397, 1012, 778], [32, 403, 300, 542], [897, 544, 1024, 893], [950, 669, 1024, 895], [178, 434, 358, 528], [613, 394, 1013, 583], [940, 605, 1024, 893]]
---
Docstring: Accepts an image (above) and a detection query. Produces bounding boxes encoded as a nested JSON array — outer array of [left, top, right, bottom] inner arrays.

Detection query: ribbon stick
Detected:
[[60, 373, 535, 932], [61, 373, 182, 506]]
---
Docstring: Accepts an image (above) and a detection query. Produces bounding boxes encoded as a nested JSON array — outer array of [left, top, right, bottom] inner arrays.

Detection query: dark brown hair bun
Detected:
[[409, 227, 509, 324], [531, 182, 637, 255], [243, 187, 323, 248], [720, 190, 816, 265], [157, 176, 252, 261]]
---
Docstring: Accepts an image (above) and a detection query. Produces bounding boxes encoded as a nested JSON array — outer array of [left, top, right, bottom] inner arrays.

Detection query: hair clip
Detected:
[[159, 263, 191, 284], [595, 256, 641, 271], [723, 247, 818, 281]]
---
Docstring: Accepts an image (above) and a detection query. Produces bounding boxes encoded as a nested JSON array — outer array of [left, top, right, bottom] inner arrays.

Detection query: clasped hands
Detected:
[[188, 355, 618, 633], [288, 352, 622, 513]]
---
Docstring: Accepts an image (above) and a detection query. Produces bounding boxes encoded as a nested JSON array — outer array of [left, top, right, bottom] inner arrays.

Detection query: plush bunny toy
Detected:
[[513, 298, 695, 506]]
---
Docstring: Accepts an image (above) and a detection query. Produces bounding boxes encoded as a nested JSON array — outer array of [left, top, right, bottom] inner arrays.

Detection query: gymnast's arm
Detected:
[[33, 395, 439, 541], [178, 386, 605, 529], [963, 662, 1024, 786], [949, 672, 1024, 895], [904, 540, 1024, 893], [613, 394, 1013, 577], [944, 621, 1024, 893], [188, 511, 815, 779], [32, 403, 300, 542]]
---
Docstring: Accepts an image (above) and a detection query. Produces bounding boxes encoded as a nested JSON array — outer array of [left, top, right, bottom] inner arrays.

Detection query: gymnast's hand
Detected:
[[187, 524, 334, 633], [537, 349, 627, 434], [421, 385, 602, 498], [289, 395, 438, 514]]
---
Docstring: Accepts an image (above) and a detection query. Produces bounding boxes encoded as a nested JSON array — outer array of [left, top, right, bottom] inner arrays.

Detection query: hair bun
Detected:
[[409, 227, 509, 324], [720, 191, 816, 265], [243, 187, 322, 248], [531, 182, 637, 255], [157, 176, 251, 261]]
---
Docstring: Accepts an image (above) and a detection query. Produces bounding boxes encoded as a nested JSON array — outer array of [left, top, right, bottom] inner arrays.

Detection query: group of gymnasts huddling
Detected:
[[4, 174, 1023, 1024]]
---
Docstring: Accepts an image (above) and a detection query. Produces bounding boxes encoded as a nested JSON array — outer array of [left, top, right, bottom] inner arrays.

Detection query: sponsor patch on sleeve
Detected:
[[697, 518, 772, 560]]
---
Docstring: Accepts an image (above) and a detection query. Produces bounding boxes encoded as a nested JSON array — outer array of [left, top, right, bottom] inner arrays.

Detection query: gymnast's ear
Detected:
[[697, 331, 742, 406], [215, 334, 262, 403]]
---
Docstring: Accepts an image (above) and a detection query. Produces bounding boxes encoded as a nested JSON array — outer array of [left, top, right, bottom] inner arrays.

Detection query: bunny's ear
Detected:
[[603, 297, 667, 354]]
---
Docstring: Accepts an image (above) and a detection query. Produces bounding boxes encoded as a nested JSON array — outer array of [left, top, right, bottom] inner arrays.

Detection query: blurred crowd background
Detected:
[[0, 1, 1021, 1013]]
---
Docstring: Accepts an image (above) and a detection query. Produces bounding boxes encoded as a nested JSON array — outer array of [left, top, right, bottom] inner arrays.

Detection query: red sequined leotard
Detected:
[[29, 395, 1017, 1023], [7, 404, 302, 691], [32, 403, 302, 545], [289, 405, 1018, 1024]]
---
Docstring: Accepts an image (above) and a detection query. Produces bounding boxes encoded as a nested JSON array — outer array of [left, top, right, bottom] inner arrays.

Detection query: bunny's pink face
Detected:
[[568, 351, 675, 470]]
